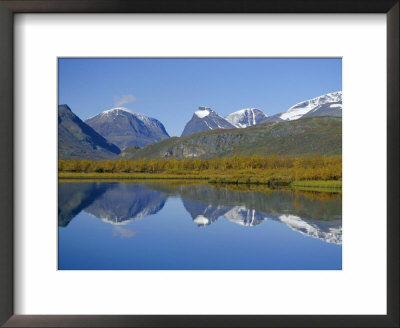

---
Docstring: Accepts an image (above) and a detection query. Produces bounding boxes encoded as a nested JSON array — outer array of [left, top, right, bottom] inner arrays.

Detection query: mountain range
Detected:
[[58, 91, 342, 160], [179, 91, 341, 136]]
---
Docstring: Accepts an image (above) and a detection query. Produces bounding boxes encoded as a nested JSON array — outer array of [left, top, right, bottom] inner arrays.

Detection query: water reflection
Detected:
[[85, 183, 167, 225], [58, 182, 109, 227], [58, 181, 342, 244]]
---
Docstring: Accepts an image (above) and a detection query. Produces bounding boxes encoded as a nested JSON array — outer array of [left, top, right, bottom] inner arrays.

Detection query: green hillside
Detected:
[[122, 117, 342, 160]]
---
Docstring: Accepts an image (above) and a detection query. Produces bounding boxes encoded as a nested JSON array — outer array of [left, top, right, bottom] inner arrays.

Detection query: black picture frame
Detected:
[[0, 0, 398, 327]]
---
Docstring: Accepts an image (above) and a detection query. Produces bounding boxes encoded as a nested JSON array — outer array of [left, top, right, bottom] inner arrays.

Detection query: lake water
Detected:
[[58, 181, 342, 270]]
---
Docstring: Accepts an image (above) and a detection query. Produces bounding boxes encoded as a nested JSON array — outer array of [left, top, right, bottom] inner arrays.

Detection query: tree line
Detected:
[[58, 155, 342, 181]]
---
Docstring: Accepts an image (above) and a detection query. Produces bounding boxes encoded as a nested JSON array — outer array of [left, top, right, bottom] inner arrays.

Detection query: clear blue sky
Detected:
[[58, 58, 341, 137]]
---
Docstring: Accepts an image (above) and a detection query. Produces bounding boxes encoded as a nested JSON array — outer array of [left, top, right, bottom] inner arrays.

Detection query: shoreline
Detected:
[[58, 172, 341, 192]]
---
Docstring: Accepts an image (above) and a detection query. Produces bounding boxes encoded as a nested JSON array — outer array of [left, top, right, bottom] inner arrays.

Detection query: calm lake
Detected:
[[58, 181, 342, 270]]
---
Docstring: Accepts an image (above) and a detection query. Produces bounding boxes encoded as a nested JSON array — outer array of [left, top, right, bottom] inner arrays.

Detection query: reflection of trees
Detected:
[[179, 189, 341, 244], [146, 183, 342, 221], [58, 181, 342, 244], [147, 182, 342, 244]]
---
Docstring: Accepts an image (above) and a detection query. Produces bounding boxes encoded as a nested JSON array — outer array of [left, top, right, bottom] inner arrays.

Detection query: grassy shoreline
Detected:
[[58, 172, 341, 191], [58, 172, 209, 180]]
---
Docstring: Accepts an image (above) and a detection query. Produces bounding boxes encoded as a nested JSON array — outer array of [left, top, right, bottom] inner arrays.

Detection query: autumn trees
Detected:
[[58, 155, 342, 181]]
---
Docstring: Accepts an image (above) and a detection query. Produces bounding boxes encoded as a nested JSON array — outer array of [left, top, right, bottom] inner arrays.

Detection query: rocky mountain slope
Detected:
[[225, 108, 268, 128], [279, 91, 342, 121], [122, 116, 342, 160], [85, 107, 170, 150], [58, 104, 121, 160], [181, 91, 341, 136], [181, 106, 235, 137]]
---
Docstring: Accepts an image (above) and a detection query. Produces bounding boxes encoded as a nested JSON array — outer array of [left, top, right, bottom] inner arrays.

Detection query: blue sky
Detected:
[[58, 58, 341, 137]]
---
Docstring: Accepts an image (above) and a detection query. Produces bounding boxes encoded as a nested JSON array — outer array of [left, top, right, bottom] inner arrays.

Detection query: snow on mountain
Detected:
[[90, 107, 161, 127], [95, 106, 132, 117], [181, 106, 235, 137], [193, 215, 210, 226], [183, 199, 342, 244], [194, 107, 211, 118], [278, 214, 342, 244], [85, 107, 170, 149], [223, 206, 265, 226], [225, 108, 268, 128], [280, 91, 342, 121]]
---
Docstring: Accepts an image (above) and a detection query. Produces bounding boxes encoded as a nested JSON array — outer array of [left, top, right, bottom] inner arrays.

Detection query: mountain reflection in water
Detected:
[[58, 182, 341, 244]]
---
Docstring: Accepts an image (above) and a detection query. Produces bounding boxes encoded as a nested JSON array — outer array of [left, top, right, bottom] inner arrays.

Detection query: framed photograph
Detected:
[[57, 57, 343, 271], [1, 0, 398, 327]]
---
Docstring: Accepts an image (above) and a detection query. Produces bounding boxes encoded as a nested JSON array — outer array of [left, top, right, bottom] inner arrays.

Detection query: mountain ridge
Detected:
[[180, 91, 342, 135], [122, 116, 342, 160], [225, 108, 268, 128], [181, 106, 236, 137], [279, 91, 342, 121], [58, 104, 121, 160], [85, 107, 170, 150]]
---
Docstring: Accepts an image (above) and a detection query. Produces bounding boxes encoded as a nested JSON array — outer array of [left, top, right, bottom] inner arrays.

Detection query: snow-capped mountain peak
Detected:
[[280, 91, 342, 121], [85, 107, 170, 149], [195, 106, 211, 118], [181, 106, 235, 137], [101, 107, 133, 115], [95, 107, 156, 125], [225, 108, 268, 128]]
